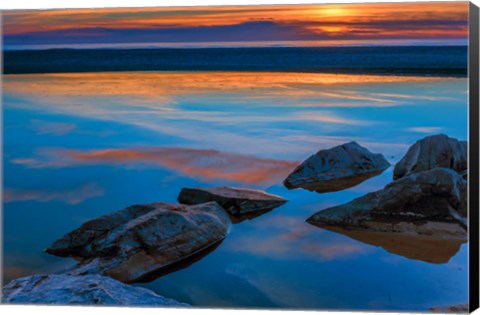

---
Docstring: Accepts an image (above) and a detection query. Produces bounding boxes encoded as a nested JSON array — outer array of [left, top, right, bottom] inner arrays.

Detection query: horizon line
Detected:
[[3, 39, 469, 51]]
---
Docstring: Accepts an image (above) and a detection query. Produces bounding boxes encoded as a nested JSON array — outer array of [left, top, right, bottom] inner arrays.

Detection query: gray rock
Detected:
[[394, 134, 467, 180], [46, 202, 230, 283], [178, 187, 286, 216], [284, 142, 390, 193], [2, 274, 188, 306], [307, 168, 467, 238], [430, 303, 469, 313]]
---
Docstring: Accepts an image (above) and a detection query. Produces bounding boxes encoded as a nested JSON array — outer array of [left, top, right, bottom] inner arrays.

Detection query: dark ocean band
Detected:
[[3, 46, 467, 76]]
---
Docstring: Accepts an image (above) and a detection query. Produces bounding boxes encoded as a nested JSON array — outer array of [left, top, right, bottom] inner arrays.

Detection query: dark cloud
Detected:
[[4, 17, 467, 47]]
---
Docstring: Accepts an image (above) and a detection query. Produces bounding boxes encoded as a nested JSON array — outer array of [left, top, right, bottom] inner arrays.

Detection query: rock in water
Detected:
[[307, 168, 467, 238], [46, 202, 230, 283], [2, 274, 188, 306], [178, 187, 286, 216], [283, 142, 390, 193], [394, 134, 467, 180]]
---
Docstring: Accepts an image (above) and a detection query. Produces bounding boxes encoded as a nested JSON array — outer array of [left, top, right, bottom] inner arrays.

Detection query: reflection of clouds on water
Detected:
[[407, 126, 445, 134], [3, 72, 446, 101], [297, 111, 373, 125], [11, 147, 298, 187], [3, 72, 459, 159], [2, 71, 469, 309], [223, 262, 323, 308], [30, 119, 77, 136], [3, 183, 104, 205], [225, 214, 373, 261]]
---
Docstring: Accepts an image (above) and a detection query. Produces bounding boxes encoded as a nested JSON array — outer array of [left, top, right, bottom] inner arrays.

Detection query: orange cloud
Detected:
[[3, 2, 468, 40]]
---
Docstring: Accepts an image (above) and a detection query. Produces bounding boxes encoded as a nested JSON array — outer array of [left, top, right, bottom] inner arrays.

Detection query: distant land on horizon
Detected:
[[2, 38, 468, 51], [3, 46, 468, 76]]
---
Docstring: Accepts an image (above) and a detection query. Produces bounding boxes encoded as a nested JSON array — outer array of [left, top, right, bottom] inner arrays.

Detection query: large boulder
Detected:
[[178, 187, 286, 216], [2, 274, 187, 306], [284, 142, 390, 193], [394, 134, 467, 180], [307, 168, 467, 238], [46, 202, 231, 283]]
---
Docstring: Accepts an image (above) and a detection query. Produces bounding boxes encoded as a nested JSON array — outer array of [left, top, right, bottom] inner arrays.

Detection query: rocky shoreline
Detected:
[[2, 186, 287, 305], [2, 134, 469, 308]]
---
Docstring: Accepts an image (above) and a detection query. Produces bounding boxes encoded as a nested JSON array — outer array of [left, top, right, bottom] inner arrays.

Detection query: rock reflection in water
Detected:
[[228, 209, 275, 224], [296, 170, 387, 193], [134, 240, 224, 283], [310, 226, 465, 264]]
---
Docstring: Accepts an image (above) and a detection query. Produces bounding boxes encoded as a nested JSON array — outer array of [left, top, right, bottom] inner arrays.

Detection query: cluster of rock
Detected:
[[2, 133, 469, 307], [2, 186, 287, 305], [307, 134, 468, 239]]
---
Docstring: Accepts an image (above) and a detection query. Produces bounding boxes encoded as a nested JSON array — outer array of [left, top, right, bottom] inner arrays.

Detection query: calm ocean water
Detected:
[[4, 46, 467, 76], [2, 47, 469, 310]]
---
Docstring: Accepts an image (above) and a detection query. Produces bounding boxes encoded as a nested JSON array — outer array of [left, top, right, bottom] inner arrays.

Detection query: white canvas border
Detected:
[[0, 1, 478, 315]]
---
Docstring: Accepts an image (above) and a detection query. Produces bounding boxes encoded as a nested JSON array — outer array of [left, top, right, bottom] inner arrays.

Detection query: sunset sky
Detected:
[[2, 2, 469, 48]]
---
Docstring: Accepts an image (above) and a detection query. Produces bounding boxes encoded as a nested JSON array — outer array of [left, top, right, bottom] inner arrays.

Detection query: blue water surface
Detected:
[[2, 70, 468, 311]]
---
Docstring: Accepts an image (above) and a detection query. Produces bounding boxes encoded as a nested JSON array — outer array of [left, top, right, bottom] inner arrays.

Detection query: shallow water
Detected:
[[2, 71, 468, 311]]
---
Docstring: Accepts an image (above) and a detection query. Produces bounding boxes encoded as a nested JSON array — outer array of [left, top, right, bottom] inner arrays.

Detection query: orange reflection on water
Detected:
[[4, 72, 448, 103], [3, 183, 104, 205], [47, 147, 299, 187]]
